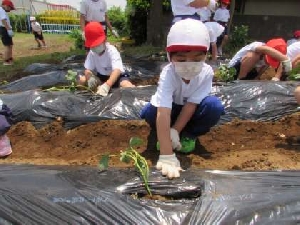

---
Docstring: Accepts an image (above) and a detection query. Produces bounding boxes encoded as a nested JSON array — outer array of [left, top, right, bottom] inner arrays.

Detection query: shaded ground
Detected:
[[2, 112, 299, 171]]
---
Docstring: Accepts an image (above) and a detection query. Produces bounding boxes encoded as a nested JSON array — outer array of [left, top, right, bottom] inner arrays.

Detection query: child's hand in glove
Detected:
[[156, 154, 182, 179], [96, 83, 110, 96]]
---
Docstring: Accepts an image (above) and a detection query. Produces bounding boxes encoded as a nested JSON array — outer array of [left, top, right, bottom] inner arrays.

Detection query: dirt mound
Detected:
[[2, 112, 299, 171]]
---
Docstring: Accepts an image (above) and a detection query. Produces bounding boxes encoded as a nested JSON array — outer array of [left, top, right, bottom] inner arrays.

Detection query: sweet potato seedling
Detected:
[[120, 137, 152, 196], [215, 64, 236, 82], [45, 70, 93, 93], [288, 66, 300, 81]]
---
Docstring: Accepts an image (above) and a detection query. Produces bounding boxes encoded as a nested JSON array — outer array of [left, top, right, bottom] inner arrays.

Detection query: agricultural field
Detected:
[[0, 29, 299, 224], [0, 33, 299, 172]]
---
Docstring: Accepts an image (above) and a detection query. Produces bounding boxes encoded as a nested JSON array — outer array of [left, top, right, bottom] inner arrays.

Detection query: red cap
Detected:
[[294, 30, 300, 38], [2, 0, 15, 10], [84, 22, 106, 48], [221, 0, 230, 5], [265, 38, 287, 68]]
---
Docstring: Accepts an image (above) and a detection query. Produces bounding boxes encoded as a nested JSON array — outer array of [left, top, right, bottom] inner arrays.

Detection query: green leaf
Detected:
[[98, 154, 109, 171], [120, 151, 131, 163], [129, 137, 143, 148]]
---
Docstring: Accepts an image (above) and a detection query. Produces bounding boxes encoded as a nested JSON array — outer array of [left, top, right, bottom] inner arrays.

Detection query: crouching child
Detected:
[[77, 22, 135, 96], [140, 19, 224, 179]]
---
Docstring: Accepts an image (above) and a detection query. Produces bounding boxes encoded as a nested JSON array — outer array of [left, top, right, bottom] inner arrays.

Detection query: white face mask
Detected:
[[173, 61, 204, 80], [91, 44, 106, 55]]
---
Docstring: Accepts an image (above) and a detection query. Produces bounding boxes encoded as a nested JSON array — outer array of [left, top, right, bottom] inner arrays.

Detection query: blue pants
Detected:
[[140, 96, 224, 138]]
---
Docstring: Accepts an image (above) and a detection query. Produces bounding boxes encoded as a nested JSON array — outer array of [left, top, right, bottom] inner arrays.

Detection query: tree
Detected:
[[147, 0, 164, 46]]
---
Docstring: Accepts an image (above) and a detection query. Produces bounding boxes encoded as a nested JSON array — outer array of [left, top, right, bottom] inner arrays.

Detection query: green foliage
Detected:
[[107, 6, 128, 36], [225, 25, 250, 57], [125, 0, 171, 45], [125, 2, 148, 45], [98, 154, 109, 171], [10, 14, 29, 32], [215, 64, 236, 82], [127, 0, 151, 10], [68, 29, 84, 50], [120, 137, 152, 196], [45, 70, 92, 93], [288, 65, 300, 81]]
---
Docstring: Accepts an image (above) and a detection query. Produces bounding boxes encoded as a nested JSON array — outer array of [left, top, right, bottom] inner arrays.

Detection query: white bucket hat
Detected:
[[30, 16, 36, 21]]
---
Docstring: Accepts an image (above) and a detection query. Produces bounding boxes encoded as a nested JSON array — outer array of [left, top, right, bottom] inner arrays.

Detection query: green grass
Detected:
[[0, 32, 84, 82], [0, 32, 164, 83]]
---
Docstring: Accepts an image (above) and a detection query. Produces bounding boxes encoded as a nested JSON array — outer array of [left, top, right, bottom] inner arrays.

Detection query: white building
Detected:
[[12, 0, 76, 15]]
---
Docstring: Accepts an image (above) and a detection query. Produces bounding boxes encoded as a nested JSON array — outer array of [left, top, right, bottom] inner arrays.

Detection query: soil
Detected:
[[2, 112, 300, 171]]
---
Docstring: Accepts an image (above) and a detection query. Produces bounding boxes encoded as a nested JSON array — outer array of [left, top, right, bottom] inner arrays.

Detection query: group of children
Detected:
[[171, 0, 231, 60]]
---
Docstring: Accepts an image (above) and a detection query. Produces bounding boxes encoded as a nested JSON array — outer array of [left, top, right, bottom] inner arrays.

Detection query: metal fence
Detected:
[[41, 23, 80, 34]]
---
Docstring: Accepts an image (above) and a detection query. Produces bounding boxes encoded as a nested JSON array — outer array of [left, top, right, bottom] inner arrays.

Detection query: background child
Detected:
[[204, 21, 225, 61], [140, 19, 224, 179], [30, 16, 46, 48], [213, 0, 231, 56], [287, 30, 300, 46], [0, 0, 15, 66], [78, 22, 135, 96], [228, 38, 292, 80], [198, 6, 212, 23], [170, 0, 217, 24]]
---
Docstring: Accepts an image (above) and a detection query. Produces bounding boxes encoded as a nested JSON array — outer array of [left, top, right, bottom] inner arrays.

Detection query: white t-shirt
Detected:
[[31, 21, 42, 32], [228, 42, 265, 67], [198, 7, 211, 22], [150, 63, 213, 108], [84, 43, 124, 75], [287, 38, 297, 47], [80, 0, 107, 22], [287, 41, 300, 61], [213, 8, 230, 23], [0, 7, 11, 28], [171, 0, 198, 16], [205, 21, 225, 43]]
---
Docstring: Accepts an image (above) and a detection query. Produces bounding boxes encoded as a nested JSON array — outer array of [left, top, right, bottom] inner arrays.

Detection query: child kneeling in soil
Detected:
[[228, 38, 292, 80], [77, 22, 135, 96], [140, 19, 224, 179], [30, 16, 47, 48], [0, 99, 12, 158]]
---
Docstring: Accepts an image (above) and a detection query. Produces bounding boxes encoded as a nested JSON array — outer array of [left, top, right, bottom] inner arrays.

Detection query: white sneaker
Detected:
[[0, 135, 12, 157]]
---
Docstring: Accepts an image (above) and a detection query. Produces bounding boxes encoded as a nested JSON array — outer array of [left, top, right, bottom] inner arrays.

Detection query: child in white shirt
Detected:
[[78, 22, 134, 96], [228, 39, 291, 80], [213, 0, 230, 55], [140, 19, 224, 179], [30, 16, 46, 48], [198, 7, 211, 22], [287, 30, 300, 46], [170, 0, 216, 24], [0, 0, 15, 65], [272, 38, 300, 81], [204, 21, 225, 61]]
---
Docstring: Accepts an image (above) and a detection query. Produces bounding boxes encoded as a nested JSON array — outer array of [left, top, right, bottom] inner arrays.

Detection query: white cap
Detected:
[[166, 19, 210, 53], [30, 16, 36, 21]]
